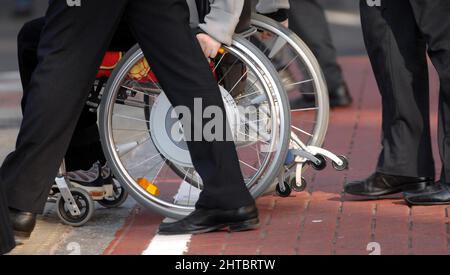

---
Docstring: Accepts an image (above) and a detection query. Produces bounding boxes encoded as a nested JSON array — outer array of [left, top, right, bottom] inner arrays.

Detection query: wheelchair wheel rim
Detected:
[[250, 14, 330, 149], [99, 41, 290, 216]]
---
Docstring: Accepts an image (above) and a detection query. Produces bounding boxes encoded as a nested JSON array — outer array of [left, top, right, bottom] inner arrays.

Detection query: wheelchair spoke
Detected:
[[233, 74, 263, 102], [236, 130, 270, 145], [117, 137, 151, 158], [121, 85, 161, 97], [248, 144, 264, 167], [145, 72, 164, 91], [212, 52, 228, 73], [227, 69, 249, 96], [115, 98, 153, 109], [234, 90, 263, 101], [256, 146, 262, 167], [291, 107, 319, 112], [126, 64, 164, 92], [126, 152, 162, 171], [217, 59, 240, 84], [239, 160, 259, 172], [151, 159, 167, 185], [121, 131, 149, 143], [279, 55, 300, 74], [114, 114, 150, 124], [291, 125, 313, 137], [285, 79, 314, 88], [290, 119, 317, 124], [112, 128, 149, 132]]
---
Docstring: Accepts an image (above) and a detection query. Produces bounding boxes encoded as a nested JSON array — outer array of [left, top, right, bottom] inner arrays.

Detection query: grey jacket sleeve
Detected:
[[187, 0, 244, 46], [256, 0, 290, 14]]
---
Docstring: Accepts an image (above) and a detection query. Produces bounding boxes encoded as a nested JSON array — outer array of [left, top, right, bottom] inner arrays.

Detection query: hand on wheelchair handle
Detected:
[[196, 33, 222, 60]]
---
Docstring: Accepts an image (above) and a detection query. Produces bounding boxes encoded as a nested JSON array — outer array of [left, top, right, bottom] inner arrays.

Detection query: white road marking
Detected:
[[142, 234, 192, 255], [142, 180, 198, 255]]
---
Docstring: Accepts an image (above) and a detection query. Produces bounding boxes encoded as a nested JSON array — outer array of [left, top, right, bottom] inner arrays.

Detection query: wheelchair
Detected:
[[92, 15, 347, 220], [52, 10, 348, 224]]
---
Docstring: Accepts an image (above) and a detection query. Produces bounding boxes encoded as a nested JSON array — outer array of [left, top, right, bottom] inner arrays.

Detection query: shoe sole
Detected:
[[158, 218, 260, 236], [228, 218, 260, 232], [405, 199, 450, 206], [345, 182, 428, 197]]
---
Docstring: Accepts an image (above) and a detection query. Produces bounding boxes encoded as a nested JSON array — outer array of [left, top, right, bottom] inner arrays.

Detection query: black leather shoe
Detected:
[[158, 205, 259, 235], [345, 172, 432, 197], [329, 84, 353, 108], [9, 208, 36, 238], [405, 183, 450, 206], [403, 182, 441, 197]]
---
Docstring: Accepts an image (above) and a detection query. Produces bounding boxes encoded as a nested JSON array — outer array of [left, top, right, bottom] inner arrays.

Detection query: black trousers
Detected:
[[18, 17, 136, 171], [288, 0, 345, 91], [0, 185, 14, 254], [0, 0, 254, 214], [360, 0, 450, 181]]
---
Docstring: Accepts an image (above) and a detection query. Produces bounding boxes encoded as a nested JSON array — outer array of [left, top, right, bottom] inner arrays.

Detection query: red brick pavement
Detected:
[[103, 206, 162, 255], [103, 56, 450, 255]]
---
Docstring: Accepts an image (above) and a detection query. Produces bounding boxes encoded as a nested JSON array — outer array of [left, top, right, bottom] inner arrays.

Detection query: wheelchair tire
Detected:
[[250, 14, 329, 151], [56, 188, 95, 227], [98, 179, 129, 209], [99, 37, 291, 219]]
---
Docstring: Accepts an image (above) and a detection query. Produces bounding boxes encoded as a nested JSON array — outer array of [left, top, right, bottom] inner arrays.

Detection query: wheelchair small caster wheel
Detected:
[[291, 177, 307, 192], [310, 154, 327, 171], [332, 155, 349, 171], [56, 188, 95, 227], [98, 179, 129, 209], [276, 182, 292, 197]]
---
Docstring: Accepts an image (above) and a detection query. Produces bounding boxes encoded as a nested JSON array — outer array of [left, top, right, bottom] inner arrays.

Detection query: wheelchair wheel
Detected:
[[250, 14, 329, 150], [56, 188, 95, 227], [98, 179, 129, 208], [99, 38, 291, 219]]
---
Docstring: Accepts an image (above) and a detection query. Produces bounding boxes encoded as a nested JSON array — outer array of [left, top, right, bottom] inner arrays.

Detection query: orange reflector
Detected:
[[90, 191, 105, 197], [137, 178, 160, 196], [218, 48, 226, 55]]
